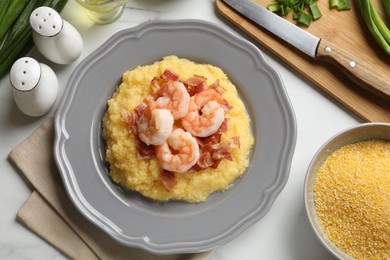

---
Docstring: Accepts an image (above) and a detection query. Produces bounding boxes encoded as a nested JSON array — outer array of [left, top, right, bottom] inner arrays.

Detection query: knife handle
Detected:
[[316, 39, 390, 98]]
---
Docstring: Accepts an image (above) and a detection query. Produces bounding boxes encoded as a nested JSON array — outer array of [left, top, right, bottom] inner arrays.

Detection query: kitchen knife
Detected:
[[223, 0, 390, 98]]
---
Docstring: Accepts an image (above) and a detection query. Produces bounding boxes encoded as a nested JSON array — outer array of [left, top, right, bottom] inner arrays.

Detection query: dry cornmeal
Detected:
[[314, 140, 390, 259]]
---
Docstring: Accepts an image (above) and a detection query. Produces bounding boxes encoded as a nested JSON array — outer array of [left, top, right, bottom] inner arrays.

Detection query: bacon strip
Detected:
[[134, 102, 146, 116], [122, 102, 147, 136], [162, 69, 179, 81], [195, 81, 208, 94], [211, 144, 234, 161], [151, 77, 162, 94], [160, 170, 177, 192], [136, 140, 155, 159], [122, 110, 138, 135], [219, 98, 233, 111], [217, 118, 230, 133], [182, 75, 206, 96], [208, 79, 226, 95], [198, 152, 214, 169], [121, 102, 156, 159], [190, 134, 240, 171], [185, 75, 207, 86], [211, 158, 223, 169], [203, 132, 222, 146], [151, 69, 179, 95]]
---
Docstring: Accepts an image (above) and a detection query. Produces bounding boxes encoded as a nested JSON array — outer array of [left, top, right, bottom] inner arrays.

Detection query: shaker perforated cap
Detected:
[[30, 6, 62, 37], [10, 57, 41, 91]]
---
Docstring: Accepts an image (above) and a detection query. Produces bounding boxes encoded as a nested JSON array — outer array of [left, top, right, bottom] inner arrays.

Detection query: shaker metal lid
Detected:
[[30, 6, 63, 37], [10, 57, 41, 91]]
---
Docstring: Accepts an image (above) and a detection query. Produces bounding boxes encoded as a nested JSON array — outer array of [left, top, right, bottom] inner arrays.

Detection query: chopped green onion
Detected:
[[309, 3, 322, 20], [268, 2, 281, 12], [329, 0, 351, 10], [298, 11, 313, 26], [340, 0, 351, 10], [329, 0, 338, 8], [268, 0, 351, 27], [293, 10, 301, 20], [281, 5, 292, 15]]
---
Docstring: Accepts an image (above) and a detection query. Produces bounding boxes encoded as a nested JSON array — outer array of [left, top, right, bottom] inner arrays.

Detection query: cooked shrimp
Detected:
[[155, 81, 190, 120], [181, 89, 225, 137], [155, 128, 200, 173], [138, 100, 174, 146]]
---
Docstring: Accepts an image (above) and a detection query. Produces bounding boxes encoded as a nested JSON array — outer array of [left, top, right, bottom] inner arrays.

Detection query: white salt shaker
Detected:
[[10, 57, 58, 117], [30, 6, 83, 64]]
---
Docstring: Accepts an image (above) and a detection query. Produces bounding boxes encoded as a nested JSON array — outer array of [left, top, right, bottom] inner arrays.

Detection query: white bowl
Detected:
[[304, 122, 390, 259]]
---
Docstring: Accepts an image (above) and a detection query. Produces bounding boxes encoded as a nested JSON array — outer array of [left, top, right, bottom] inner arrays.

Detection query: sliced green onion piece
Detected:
[[267, 2, 281, 12], [281, 5, 292, 15], [289, 0, 300, 5], [338, 0, 351, 10], [329, 0, 339, 8], [293, 10, 301, 20], [298, 11, 313, 26], [309, 3, 322, 19], [330, 0, 351, 10]]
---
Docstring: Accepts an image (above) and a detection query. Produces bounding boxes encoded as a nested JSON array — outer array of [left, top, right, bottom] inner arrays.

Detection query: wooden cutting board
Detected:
[[216, 0, 390, 123]]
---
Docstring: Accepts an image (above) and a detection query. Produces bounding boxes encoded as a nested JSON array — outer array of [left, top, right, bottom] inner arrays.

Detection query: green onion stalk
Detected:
[[0, 0, 68, 78], [357, 0, 390, 55], [383, 0, 390, 19]]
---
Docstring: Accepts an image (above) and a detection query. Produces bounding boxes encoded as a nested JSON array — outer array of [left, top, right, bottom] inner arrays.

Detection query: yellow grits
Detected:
[[102, 56, 254, 203]]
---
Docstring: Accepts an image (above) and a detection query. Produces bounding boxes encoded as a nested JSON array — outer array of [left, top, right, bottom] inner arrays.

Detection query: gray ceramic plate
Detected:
[[54, 19, 296, 254]]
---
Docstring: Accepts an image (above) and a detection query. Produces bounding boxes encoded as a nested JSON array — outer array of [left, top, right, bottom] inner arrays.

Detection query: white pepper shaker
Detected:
[[10, 57, 58, 117], [30, 6, 83, 64]]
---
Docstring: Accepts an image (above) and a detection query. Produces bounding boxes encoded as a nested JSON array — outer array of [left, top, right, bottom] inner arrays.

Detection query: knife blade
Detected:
[[223, 0, 390, 98]]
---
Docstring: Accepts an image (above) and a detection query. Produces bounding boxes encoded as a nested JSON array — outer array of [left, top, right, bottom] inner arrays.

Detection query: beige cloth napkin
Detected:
[[8, 117, 212, 260]]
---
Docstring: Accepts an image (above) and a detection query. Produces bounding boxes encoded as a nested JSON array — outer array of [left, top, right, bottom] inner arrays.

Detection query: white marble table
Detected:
[[0, 0, 360, 259]]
